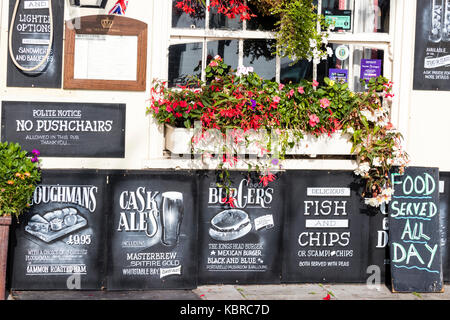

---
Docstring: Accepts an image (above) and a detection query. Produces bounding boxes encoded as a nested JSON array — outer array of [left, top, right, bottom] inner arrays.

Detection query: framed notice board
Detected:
[[64, 15, 147, 91]]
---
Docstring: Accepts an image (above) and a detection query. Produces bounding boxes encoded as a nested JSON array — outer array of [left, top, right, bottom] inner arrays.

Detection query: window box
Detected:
[[164, 124, 354, 156]]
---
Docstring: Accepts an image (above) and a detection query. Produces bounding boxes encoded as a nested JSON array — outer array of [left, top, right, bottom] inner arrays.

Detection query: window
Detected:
[[168, 0, 394, 91]]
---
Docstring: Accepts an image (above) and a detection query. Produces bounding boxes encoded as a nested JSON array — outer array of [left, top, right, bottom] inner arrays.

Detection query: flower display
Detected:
[[147, 57, 408, 207]]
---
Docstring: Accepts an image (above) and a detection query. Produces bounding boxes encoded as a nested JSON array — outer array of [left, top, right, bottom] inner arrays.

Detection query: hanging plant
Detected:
[[175, 0, 255, 20], [268, 0, 333, 63]]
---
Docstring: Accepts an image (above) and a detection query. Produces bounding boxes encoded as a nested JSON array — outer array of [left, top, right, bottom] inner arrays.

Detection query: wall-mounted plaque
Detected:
[[107, 172, 198, 290], [64, 15, 147, 91], [7, 0, 64, 88], [10, 170, 108, 290], [282, 171, 370, 283], [1, 101, 126, 158], [198, 172, 284, 285]]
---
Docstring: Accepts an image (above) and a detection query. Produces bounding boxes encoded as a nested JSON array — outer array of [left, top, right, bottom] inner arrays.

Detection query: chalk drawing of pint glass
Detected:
[[160, 192, 184, 246]]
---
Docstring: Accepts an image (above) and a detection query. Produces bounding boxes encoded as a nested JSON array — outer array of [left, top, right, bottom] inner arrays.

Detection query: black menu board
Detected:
[[10, 170, 107, 290], [1, 101, 126, 158], [282, 171, 369, 283], [7, 0, 64, 88], [107, 172, 198, 290], [389, 167, 443, 292], [198, 171, 284, 285], [440, 172, 449, 282], [413, 0, 450, 90]]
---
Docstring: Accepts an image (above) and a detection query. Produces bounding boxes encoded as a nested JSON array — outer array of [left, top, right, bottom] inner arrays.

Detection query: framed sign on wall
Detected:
[[63, 15, 147, 91]]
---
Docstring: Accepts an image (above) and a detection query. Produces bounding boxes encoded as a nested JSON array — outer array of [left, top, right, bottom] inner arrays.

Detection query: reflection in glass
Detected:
[[353, 47, 384, 92], [172, 0, 205, 29], [280, 58, 313, 84], [207, 40, 239, 71], [243, 40, 276, 81], [168, 42, 203, 87], [317, 43, 350, 85], [246, 2, 278, 31], [209, 6, 242, 30], [353, 0, 390, 33]]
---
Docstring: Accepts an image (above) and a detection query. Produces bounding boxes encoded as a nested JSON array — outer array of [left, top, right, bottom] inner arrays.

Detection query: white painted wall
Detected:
[[1, 0, 449, 172], [393, 0, 450, 172]]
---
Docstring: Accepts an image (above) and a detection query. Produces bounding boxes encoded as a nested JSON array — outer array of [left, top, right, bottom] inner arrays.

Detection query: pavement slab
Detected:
[[6, 284, 450, 300]]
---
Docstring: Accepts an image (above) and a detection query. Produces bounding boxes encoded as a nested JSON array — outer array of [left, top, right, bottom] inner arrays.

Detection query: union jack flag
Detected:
[[109, 0, 128, 15]]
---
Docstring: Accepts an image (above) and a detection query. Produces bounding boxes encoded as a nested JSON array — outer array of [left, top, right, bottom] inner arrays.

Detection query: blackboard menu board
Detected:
[[282, 171, 369, 283], [198, 171, 284, 285], [107, 172, 198, 290], [413, 0, 450, 90], [439, 172, 449, 282], [1, 101, 126, 158], [389, 167, 443, 292], [368, 203, 391, 284], [10, 170, 107, 290], [7, 0, 64, 88]]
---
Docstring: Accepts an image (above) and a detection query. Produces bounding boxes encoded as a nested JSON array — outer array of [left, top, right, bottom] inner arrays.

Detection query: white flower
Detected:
[[309, 38, 317, 48], [321, 35, 328, 45], [354, 162, 371, 176], [365, 197, 381, 207], [382, 188, 394, 197], [372, 157, 382, 167], [360, 109, 377, 122], [326, 46, 334, 57], [347, 127, 355, 134], [247, 66, 254, 73]]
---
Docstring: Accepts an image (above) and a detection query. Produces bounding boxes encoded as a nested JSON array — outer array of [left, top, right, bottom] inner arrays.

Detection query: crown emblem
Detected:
[[101, 18, 114, 29]]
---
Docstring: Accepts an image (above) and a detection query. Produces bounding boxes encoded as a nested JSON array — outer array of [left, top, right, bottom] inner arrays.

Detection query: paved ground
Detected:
[[6, 284, 450, 300]]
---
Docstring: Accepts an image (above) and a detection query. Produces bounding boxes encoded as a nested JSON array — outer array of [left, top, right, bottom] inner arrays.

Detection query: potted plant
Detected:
[[0, 142, 41, 300]]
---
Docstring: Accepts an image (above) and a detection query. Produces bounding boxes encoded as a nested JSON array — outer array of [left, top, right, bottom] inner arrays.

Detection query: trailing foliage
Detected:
[[147, 57, 409, 207]]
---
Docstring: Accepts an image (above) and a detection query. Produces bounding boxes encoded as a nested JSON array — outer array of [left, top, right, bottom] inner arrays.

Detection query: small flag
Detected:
[[109, 0, 128, 15]]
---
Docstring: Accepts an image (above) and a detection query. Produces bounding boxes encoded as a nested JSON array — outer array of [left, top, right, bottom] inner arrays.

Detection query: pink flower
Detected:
[[214, 55, 222, 61], [298, 87, 305, 94], [288, 89, 295, 98], [209, 61, 218, 67], [320, 98, 331, 109], [309, 114, 320, 127], [279, 84, 285, 91], [273, 96, 281, 104], [312, 80, 319, 87]]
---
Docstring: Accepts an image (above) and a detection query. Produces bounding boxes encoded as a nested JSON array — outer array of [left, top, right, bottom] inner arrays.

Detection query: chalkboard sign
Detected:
[[9, 170, 108, 290], [197, 171, 284, 285], [107, 172, 198, 290], [282, 171, 370, 283], [1, 101, 126, 158], [439, 172, 449, 282], [413, 0, 450, 90], [7, 0, 64, 88], [389, 167, 444, 292]]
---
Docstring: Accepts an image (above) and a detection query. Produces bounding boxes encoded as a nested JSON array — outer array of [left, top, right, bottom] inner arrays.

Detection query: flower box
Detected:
[[164, 124, 353, 156]]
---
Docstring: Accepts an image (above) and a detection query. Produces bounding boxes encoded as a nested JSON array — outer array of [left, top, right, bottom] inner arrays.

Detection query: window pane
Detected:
[[168, 42, 203, 87], [172, 0, 206, 29], [243, 40, 276, 81], [207, 40, 239, 70], [353, 0, 390, 33], [246, 2, 278, 31], [353, 47, 384, 91], [280, 58, 313, 84], [322, 0, 354, 33], [317, 43, 350, 84], [209, 6, 243, 30], [322, 0, 390, 34]]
